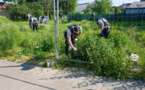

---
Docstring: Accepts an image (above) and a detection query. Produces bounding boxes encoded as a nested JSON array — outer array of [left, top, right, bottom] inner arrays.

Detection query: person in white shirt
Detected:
[[27, 12, 33, 29], [61, 15, 64, 23], [39, 15, 42, 24]]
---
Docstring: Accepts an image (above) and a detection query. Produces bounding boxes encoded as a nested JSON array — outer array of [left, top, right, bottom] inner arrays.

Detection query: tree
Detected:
[[59, 0, 77, 15], [5, 0, 77, 20], [84, 0, 114, 14], [95, 0, 113, 14], [112, 6, 122, 14], [84, 3, 95, 14]]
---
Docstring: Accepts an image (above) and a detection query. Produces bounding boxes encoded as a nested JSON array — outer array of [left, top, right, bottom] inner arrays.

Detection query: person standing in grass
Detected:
[[61, 15, 64, 23], [39, 15, 42, 24], [27, 12, 33, 29], [90, 11, 95, 21], [31, 16, 38, 32], [95, 18, 111, 38], [64, 25, 82, 56]]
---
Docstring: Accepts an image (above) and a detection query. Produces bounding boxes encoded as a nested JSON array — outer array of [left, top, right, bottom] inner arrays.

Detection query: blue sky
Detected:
[[78, 0, 140, 6], [0, 0, 141, 6]]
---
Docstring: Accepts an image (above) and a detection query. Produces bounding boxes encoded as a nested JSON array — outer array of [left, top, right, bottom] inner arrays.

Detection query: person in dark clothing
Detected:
[[90, 11, 95, 21], [31, 16, 38, 32], [95, 18, 111, 38], [64, 25, 82, 56]]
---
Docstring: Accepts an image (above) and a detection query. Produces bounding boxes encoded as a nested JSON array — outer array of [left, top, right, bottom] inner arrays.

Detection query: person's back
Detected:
[[95, 18, 111, 38], [43, 16, 48, 24], [33, 17, 38, 24], [67, 25, 82, 36], [31, 17, 38, 32], [99, 18, 109, 27]]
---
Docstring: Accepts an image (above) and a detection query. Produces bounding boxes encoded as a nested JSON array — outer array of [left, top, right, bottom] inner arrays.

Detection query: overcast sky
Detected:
[[0, 0, 141, 6]]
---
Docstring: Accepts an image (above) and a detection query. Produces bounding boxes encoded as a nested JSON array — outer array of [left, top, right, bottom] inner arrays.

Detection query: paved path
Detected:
[[0, 59, 145, 90]]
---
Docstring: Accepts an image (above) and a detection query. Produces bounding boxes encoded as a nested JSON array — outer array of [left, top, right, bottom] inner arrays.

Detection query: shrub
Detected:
[[7, 4, 44, 21], [71, 30, 134, 79]]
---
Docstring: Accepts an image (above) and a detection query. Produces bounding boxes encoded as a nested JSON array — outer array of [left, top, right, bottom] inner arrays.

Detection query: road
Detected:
[[0, 59, 145, 90]]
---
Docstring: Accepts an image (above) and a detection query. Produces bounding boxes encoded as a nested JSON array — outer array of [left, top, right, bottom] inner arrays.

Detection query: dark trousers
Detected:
[[65, 37, 76, 56], [29, 22, 33, 29], [100, 27, 111, 38], [33, 23, 38, 32], [90, 17, 94, 21]]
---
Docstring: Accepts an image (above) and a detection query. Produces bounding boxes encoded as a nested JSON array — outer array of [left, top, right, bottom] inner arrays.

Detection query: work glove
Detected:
[[100, 30, 104, 36], [75, 38, 78, 42]]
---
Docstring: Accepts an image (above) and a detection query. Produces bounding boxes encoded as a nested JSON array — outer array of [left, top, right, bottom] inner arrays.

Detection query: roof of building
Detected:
[[0, 2, 10, 10], [119, 3, 131, 9], [76, 3, 89, 12], [127, 1, 145, 8]]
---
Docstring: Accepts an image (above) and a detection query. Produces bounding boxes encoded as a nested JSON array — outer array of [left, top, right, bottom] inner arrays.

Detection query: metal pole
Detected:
[[56, 0, 59, 59], [53, 0, 57, 59]]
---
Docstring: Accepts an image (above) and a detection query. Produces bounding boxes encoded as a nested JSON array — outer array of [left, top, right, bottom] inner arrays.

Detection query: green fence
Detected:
[[68, 13, 145, 22]]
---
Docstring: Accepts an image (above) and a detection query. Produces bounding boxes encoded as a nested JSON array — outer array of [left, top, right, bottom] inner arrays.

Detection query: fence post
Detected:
[[53, 0, 58, 60], [56, 0, 59, 59]]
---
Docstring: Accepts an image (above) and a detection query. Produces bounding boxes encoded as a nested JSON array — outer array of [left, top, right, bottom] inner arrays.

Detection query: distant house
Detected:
[[119, 3, 131, 9], [76, 3, 89, 13], [125, 1, 145, 14], [0, 2, 9, 17]]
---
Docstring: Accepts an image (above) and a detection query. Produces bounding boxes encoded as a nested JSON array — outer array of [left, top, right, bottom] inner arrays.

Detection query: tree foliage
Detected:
[[112, 6, 122, 14], [7, 4, 44, 21], [5, 0, 77, 20], [84, 0, 121, 14], [59, 1, 77, 15]]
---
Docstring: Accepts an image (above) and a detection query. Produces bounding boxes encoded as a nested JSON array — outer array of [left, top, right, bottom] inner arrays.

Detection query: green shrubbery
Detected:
[[6, 4, 44, 21], [65, 30, 135, 79], [0, 17, 145, 79]]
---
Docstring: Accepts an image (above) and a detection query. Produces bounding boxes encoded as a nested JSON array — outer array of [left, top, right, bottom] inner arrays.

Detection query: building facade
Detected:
[[0, 2, 9, 17], [141, 0, 145, 2], [125, 1, 145, 14]]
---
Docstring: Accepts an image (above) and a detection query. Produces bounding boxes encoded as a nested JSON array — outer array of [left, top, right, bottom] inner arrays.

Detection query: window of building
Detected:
[[126, 8, 144, 14], [143, 9, 145, 13], [138, 9, 143, 13]]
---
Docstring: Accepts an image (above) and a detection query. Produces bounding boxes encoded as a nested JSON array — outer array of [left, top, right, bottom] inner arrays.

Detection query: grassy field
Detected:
[[0, 16, 145, 80]]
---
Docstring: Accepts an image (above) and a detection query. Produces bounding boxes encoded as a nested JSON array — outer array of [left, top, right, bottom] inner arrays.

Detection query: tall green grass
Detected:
[[0, 16, 55, 56], [0, 16, 145, 79]]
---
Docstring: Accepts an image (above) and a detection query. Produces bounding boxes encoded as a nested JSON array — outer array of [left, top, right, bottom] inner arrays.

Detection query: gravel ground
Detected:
[[0, 59, 145, 90]]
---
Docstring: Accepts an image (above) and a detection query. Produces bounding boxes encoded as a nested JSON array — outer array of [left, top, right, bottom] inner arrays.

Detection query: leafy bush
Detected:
[[70, 30, 134, 78], [7, 4, 44, 21], [41, 38, 55, 52], [0, 17, 145, 80]]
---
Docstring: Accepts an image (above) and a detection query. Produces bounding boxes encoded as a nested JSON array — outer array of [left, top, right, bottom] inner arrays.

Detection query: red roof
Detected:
[[0, 2, 10, 10]]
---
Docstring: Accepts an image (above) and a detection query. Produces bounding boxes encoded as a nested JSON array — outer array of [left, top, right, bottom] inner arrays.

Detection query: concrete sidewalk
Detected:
[[0, 59, 145, 90]]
